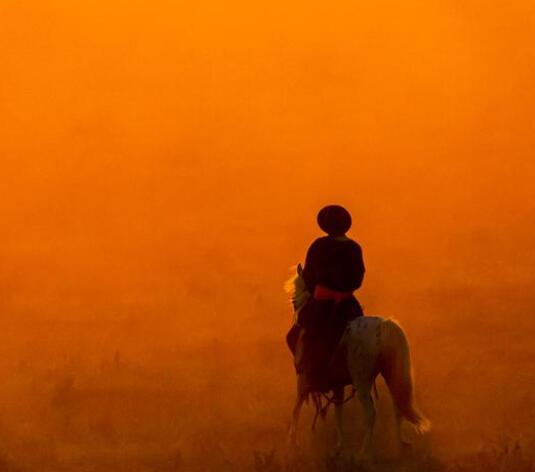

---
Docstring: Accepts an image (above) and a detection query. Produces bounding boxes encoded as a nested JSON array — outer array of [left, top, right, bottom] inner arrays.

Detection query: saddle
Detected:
[[286, 285, 363, 393], [286, 321, 352, 393]]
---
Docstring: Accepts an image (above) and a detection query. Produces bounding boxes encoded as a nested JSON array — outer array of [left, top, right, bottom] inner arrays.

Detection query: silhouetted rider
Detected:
[[296, 205, 365, 391]]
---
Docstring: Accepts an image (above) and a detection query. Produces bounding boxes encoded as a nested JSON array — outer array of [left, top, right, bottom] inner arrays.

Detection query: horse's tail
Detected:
[[379, 319, 431, 434]]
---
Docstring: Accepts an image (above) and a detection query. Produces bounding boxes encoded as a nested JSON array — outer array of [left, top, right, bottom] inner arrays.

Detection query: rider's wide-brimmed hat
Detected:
[[317, 205, 352, 236]]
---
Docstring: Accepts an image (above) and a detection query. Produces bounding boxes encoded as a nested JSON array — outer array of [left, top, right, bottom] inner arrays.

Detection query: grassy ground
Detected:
[[0, 335, 533, 472]]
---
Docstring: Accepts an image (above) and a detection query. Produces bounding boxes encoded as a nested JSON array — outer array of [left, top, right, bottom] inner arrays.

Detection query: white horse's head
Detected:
[[284, 263, 311, 314]]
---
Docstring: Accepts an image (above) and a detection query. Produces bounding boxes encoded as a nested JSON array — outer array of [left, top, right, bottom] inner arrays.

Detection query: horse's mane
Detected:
[[284, 264, 310, 314], [283, 265, 299, 296]]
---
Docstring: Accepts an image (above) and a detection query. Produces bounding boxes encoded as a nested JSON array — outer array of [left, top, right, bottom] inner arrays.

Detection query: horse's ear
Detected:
[[297, 263, 303, 275]]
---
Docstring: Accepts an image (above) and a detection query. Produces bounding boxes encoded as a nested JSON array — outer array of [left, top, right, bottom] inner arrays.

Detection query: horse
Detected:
[[285, 264, 430, 461]]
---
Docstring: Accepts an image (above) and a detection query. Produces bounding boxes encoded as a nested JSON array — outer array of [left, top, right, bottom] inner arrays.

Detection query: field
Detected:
[[0, 282, 533, 472]]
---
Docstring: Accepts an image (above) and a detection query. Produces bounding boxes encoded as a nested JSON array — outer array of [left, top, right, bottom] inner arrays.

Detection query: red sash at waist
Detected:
[[313, 285, 354, 303]]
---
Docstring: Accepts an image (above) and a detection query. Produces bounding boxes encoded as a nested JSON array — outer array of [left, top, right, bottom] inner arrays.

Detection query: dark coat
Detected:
[[302, 236, 365, 293], [291, 236, 366, 390], [298, 236, 365, 328]]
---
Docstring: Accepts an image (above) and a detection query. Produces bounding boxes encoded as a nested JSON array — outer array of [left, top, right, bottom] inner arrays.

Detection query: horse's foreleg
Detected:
[[288, 376, 307, 447], [285, 387, 306, 472], [356, 384, 376, 460], [288, 395, 305, 446], [333, 386, 345, 450]]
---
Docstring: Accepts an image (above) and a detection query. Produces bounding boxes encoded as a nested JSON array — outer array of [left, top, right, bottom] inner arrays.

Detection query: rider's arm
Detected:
[[349, 243, 365, 291], [302, 240, 319, 293]]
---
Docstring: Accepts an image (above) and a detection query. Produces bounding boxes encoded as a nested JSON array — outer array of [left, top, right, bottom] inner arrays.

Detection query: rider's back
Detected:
[[290, 205, 366, 391], [302, 236, 365, 294]]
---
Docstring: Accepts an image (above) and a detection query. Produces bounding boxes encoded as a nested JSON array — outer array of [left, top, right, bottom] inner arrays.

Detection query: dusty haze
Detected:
[[1, 1, 534, 470]]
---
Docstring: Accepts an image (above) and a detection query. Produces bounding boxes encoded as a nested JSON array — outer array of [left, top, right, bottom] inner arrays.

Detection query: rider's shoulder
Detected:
[[348, 239, 363, 253], [309, 236, 331, 247], [349, 238, 362, 249], [310, 235, 363, 246], [327, 235, 360, 244], [310, 236, 361, 250], [330, 236, 363, 253], [306, 236, 326, 251]]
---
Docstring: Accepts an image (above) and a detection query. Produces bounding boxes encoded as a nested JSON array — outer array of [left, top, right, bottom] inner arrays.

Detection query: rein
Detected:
[[311, 387, 356, 431], [310, 381, 379, 431]]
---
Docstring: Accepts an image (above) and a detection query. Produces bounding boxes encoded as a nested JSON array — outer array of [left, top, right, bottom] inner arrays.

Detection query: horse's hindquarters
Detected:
[[379, 319, 431, 433]]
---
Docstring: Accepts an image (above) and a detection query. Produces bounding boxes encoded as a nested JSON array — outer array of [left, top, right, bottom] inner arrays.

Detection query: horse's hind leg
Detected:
[[395, 409, 412, 454], [356, 383, 376, 461], [333, 386, 345, 450]]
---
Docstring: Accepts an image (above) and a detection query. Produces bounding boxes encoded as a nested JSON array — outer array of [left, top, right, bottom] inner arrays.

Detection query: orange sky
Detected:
[[1, 0, 535, 347], [2, 4, 535, 466]]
